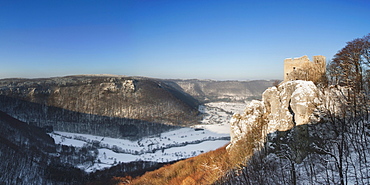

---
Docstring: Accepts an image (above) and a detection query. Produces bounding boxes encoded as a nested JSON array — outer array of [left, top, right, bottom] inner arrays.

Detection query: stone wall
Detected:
[[284, 55, 326, 81]]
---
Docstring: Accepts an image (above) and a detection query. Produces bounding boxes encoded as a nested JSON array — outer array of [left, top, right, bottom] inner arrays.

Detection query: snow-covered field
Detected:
[[49, 102, 247, 172], [196, 102, 247, 134]]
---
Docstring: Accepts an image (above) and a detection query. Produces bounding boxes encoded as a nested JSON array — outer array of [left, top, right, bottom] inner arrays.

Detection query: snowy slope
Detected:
[[50, 128, 229, 173], [196, 102, 247, 134], [49, 102, 243, 173]]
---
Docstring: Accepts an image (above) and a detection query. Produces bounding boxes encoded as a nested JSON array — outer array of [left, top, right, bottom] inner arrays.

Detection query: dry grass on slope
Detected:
[[111, 145, 229, 185], [111, 136, 259, 185], [109, 113, 266, 185]]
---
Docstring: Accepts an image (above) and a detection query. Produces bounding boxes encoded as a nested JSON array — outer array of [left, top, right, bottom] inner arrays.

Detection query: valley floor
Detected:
[[48, 102, 247, 173]]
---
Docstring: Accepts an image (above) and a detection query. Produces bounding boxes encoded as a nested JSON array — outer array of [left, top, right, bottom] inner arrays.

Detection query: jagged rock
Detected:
[[264, 80, 319, 133], [230, 100, 264, 143], [230, 80, 320, 145]]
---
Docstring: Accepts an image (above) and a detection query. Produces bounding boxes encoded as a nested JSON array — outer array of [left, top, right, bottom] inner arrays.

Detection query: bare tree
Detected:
[[328, 33, 370, 94]]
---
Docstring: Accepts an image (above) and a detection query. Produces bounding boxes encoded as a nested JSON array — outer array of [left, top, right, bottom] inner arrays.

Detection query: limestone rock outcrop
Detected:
[[230, 80, 321, 145], [230, 100, 265, 143]]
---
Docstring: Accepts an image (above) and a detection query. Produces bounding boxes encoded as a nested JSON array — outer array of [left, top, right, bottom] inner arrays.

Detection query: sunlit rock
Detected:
[[230, 80, 320, 145]]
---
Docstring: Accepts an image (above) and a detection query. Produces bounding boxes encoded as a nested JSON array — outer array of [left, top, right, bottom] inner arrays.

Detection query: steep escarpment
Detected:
[[0, 76, 199, 126], [165, 79, 274, 103], [220, 80, 370, 184]]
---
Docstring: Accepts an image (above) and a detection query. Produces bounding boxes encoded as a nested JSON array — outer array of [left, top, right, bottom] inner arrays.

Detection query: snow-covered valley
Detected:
[[196, 102, 247, 134], [49, 102, 247, 173]]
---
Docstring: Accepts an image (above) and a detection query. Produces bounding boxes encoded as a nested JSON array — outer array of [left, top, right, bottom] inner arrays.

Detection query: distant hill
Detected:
[[0, 75, 199, 124], [0, 75, 274, 138], [164, 79, 275, 103]]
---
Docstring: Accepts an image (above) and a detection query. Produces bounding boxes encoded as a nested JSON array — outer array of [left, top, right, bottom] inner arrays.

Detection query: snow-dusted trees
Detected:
[[0, 95, 178, 139], [320, 86, 369, 185], [322, 34, 370, 185]]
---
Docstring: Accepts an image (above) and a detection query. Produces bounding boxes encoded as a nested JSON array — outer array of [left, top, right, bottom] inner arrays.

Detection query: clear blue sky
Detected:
[[1, 0, 369, 80]]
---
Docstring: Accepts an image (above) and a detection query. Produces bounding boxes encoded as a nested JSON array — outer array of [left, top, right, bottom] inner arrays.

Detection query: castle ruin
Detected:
[[284, 55, 326, 82]]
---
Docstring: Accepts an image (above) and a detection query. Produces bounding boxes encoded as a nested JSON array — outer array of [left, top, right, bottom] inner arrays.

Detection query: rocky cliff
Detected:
[[229, 80, 323, 145], [221, 80, 370, 184]]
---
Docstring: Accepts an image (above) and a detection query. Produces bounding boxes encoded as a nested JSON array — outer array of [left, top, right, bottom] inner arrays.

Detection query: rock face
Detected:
[[263, 80, 320, 133], [230, 80, 321, 145], [230, 100, 265, 143]]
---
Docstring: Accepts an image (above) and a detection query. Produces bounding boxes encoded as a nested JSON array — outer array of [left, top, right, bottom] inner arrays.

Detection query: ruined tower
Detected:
[[284, 55, 326, 82]]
